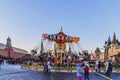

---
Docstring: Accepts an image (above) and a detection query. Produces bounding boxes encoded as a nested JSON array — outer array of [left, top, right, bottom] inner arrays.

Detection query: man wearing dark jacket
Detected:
[[98, 61, 101, 72], [107, 61, 112, 76]]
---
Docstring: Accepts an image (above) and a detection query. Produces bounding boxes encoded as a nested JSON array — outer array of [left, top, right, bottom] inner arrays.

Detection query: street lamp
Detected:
[[104, 40, 111, 62]]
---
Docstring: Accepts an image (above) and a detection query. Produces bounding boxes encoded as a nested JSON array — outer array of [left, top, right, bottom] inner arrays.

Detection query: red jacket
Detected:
[[84, 65, 89, 75]]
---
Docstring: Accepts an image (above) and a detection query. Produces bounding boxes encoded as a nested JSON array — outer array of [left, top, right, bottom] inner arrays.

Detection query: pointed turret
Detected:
[[107, 36, 111, 45], [108, 36, 111, 42], [60, 27, 63, 32], [6, 36, 12, 47], [112, 32, 117, 44]]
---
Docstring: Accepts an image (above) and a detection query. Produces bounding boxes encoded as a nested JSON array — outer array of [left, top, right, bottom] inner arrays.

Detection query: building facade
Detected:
[[93, 33, 120, 63], [92, 33, 120, 63], [107, 33, 120, 63], [0, 37, 37, 60]]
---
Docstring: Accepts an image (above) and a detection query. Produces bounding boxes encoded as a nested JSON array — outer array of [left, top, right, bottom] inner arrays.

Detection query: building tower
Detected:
[[6, 36, 12, 47], [112, 32, 117, 44], [5, 37, 13, 59]]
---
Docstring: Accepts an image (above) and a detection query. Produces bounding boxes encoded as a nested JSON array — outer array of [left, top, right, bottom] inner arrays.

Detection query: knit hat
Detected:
[[77, 63, 81, 67], [84, 61, 89, 67]]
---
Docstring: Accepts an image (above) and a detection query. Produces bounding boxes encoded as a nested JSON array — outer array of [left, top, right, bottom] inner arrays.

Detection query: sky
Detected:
[[0, 0, 120, 53]]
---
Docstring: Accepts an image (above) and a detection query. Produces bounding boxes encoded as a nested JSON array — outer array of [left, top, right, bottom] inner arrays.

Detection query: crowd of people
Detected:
[[76, 61, 89, 80], [105, 60, 113, 76], [0, 56, 113, 80], [76, 60, 113, 80], [42, 59, 113, 80], [95, 60, 101, 72]]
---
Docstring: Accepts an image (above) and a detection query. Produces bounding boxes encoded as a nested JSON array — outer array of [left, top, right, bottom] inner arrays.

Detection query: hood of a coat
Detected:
[[77, 63, 81, 67]]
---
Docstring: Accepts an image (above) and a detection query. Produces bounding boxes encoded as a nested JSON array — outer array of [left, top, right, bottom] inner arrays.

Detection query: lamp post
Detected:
[[104, 46, 108, 62], [104, 40, 111, 62]]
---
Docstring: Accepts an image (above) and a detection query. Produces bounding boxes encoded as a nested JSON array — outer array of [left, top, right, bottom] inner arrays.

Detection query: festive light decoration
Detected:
[[42, 27, 80, 65]]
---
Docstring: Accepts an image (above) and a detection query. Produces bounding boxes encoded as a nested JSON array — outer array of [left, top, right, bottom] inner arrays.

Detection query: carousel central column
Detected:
[[61, 43, 66, 65], [54, 44, 58, 64], [54, 43, 66, 65]]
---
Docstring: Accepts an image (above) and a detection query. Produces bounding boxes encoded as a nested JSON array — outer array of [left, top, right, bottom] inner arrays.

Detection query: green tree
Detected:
[[95, 47, 101, 53]]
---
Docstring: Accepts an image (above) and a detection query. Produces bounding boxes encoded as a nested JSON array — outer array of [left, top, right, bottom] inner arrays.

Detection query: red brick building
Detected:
[[0, 37, 38, 60]]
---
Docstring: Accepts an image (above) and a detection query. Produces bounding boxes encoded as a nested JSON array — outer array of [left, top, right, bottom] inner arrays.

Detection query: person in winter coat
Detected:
[[43, 62, 48, 72], [105, 61, 109, 74], [98, 61, 101, 73], [76, 63, 82, 80], [106, 61, 112, 76], [95, 60, 99, 72], [84, 61, 89, 80], [47, 60, 51, 72]]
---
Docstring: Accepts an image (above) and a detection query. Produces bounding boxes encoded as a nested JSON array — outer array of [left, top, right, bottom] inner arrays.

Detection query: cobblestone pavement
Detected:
[[0, 64, 119, 80]]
